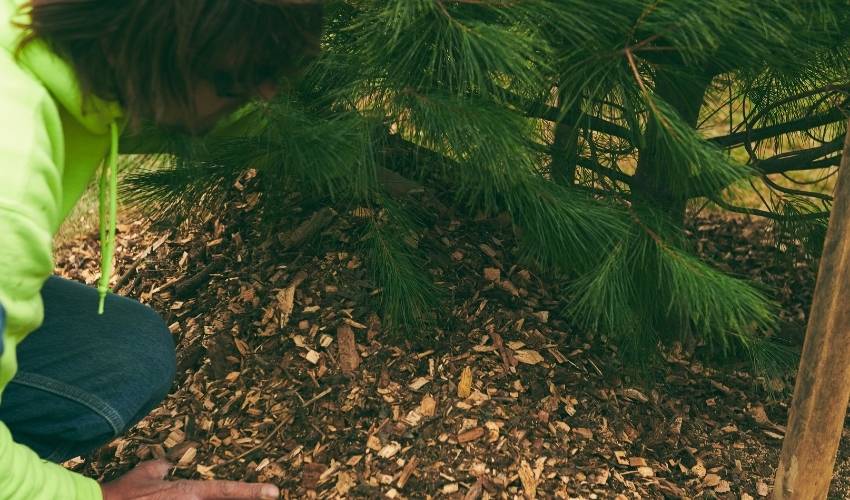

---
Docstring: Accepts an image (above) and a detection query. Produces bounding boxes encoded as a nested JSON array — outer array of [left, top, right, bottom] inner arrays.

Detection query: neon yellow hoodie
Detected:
[[0, 0, 121, 497]]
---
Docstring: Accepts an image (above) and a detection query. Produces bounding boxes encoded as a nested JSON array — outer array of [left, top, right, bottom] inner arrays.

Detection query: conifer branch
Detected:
[[709, 107, 847, 148]]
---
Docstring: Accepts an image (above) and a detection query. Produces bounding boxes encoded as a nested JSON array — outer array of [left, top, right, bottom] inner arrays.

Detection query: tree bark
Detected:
[[633, 69, 711, 224], [774, 122, 850, 499]]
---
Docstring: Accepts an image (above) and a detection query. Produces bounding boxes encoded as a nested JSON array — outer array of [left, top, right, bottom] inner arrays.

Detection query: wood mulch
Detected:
[[53, 174, 850, 499]]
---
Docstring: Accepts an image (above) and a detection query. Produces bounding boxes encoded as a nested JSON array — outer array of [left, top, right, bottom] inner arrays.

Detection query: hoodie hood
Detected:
[[2, 0, 123, 313], [0, 0, 122, 133]]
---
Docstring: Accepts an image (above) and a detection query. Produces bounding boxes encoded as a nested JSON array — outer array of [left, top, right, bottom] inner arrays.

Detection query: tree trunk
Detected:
[[550, 89, 580, 185], [633, 70, 711, 224], [773, 123, 850, 500]]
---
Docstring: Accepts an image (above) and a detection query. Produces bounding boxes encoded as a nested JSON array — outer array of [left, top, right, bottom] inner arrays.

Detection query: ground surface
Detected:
[[53, 175, 850, 499]]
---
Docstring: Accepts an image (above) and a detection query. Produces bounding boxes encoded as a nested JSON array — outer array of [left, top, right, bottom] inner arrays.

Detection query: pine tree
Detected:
[[124, 0, 850, 369]]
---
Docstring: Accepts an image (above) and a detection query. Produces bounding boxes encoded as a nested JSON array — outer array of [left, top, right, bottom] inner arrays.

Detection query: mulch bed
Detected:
[[54, 174, 849, 498]]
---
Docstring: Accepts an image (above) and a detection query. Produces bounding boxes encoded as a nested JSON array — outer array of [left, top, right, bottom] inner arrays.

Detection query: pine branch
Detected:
[[576, 157, 633, 186], [756, 137, 844, 174], [501, 91, 633, 142], [708, 107, 847, 148], [761, 175, 833, 203], [709, 196, 829, 222]]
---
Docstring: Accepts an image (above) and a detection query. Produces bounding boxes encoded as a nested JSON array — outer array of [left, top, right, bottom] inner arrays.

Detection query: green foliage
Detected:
[[126, 0, 850, 372]]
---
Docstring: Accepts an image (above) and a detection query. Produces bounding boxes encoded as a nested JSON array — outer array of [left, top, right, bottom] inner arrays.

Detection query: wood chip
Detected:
[[303, 349, 321, 364], [704, 473, 721, 487], [366, 435, 382, 452], [518, 460, 538, 499], [458, 366, 473, 398], [514, 349, 545, 365], [397, 456, 418, 489], [637, 466, 654, 478], [594, 468, 610, 485], [337, 325, 360, 373], [463, 478, 484, 500], [419, 394, 437, 417], [378, 441, 401, 459], [479, 244, 497, 258], [409, 377, 431, 390], [301, 462, 327, 490], [532, 310, 549, 323], [483, 267, 501, 282], [163, 429, 185, 449], [690, 462, 707, 478], [614, 451, 629, 466], [573, 428, 593, 440], [335, 471, 356, 496], [176, 446, 197, 467], [458, 427, 485, 444]]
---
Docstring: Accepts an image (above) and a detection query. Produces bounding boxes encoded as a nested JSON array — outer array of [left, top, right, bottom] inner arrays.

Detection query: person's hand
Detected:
[[100, 459, 280, 500]]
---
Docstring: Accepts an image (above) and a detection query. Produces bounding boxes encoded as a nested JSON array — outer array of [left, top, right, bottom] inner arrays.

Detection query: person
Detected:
[[0, 1, 323, 499]]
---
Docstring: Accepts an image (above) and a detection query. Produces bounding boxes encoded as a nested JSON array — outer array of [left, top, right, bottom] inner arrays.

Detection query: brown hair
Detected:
[[19, 0, 323, 124]]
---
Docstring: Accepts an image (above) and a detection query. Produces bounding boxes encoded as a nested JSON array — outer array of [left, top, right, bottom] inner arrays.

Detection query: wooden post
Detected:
[[774, 124, 850, 499]]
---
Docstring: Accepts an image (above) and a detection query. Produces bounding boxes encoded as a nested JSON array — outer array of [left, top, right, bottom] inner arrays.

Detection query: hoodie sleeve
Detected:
[[0, 55, 102, 500]]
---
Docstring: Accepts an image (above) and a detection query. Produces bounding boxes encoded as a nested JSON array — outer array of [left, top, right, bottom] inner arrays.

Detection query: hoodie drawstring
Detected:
[[97, 122, 119, 314]]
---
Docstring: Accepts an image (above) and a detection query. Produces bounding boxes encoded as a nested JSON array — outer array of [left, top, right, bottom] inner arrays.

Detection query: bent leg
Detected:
[[0, 276, 175, 462]]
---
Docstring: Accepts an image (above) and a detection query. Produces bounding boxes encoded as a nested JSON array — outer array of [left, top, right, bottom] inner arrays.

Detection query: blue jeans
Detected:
[[0, 276, 175, 462]]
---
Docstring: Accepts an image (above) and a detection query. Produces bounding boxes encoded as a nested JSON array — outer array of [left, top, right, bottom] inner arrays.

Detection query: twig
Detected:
[[278, 207, 336, 251], [175, 257, 226, 298], [112, 231, 172, 292], [301, 387, 332, 407], [210, 413, 293, 470], [112, 258, 145, 292]]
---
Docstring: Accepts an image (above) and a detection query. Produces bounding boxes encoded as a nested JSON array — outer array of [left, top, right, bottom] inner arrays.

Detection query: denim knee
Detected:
[[102, 300, 176, 433], [128, 305, 175, 415]]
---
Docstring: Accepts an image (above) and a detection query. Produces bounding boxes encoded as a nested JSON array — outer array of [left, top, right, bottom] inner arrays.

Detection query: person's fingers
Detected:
[[189, 479, 279, 500], [132, 459, 173, 480]]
